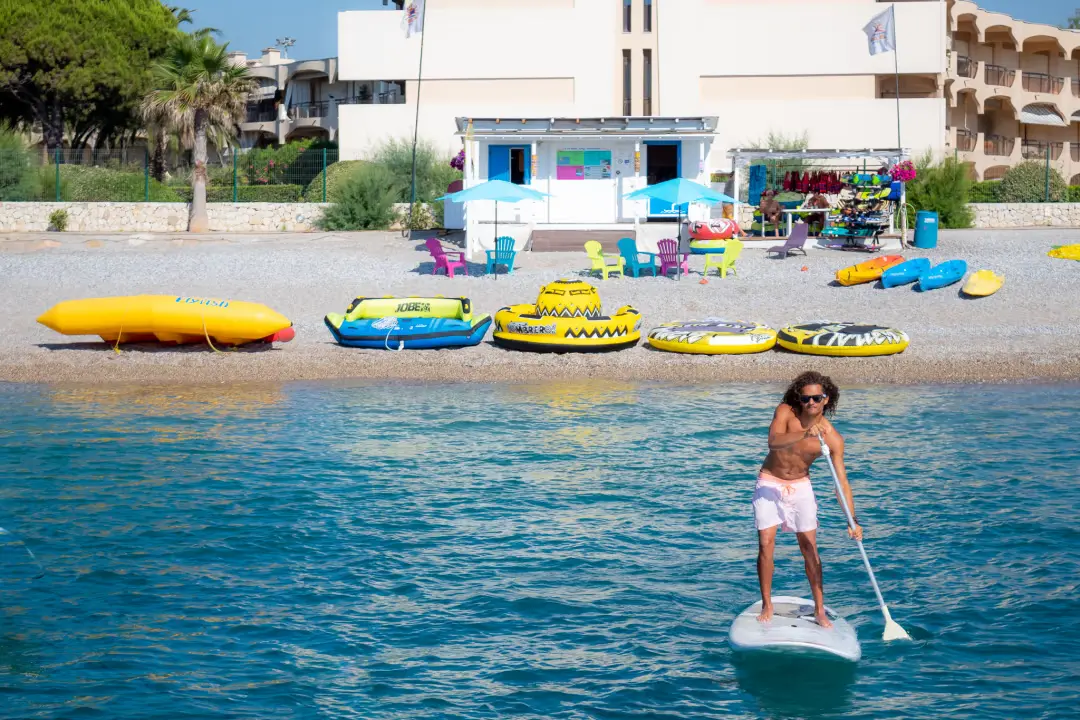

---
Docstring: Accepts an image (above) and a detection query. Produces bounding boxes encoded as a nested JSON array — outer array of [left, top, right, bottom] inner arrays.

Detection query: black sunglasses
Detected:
[[799, 394, 828, 404]]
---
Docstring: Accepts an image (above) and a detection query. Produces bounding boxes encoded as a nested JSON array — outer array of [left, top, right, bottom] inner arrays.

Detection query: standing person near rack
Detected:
[[752, 371, 863, 628]]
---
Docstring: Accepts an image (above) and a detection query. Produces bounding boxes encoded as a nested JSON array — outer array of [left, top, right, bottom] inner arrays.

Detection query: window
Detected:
[[643, 0, 652, 32], [642, 49, 652, 115], [622, 50, 632, 115], [623, 0, 631, 32]]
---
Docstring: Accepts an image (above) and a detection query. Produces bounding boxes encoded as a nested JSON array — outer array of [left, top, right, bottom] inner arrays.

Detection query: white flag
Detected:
[[403, 0, 425, 39], [863, 5, 896, 56]]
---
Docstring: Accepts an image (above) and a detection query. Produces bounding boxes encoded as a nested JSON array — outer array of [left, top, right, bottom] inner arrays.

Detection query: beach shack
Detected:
[[446, 116, 718, 259]]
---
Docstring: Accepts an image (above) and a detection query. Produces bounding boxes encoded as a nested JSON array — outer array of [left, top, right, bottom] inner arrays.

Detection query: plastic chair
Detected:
[[766, 222, 809, 259], [617, 237, 658, 277], [485, 235, 517, 276], [425, 237, 467, 278], [657, 238, 689, 280], [585, 240, 624, 280], [703, 238, 743, 278]]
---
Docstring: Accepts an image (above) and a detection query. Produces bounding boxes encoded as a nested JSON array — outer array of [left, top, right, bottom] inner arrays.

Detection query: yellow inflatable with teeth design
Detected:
[[493, 279, 641, 352]]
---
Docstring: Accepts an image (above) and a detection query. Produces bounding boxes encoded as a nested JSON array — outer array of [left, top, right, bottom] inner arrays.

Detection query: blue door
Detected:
[[644, 141, 682, 217], [488, 145, 531, 185]]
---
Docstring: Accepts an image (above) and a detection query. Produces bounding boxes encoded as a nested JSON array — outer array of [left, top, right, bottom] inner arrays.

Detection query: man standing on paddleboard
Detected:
[[754, 371, 863, 628]]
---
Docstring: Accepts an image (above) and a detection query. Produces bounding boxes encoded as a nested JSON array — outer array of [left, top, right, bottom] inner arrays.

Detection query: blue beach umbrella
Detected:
[[438, 179, 549, 249], [438, 179, 549, 279], [623, 177, 738, 231]]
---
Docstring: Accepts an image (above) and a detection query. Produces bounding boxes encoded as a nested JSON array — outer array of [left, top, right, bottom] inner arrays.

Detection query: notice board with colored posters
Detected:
[[557, 149, 612, 180]]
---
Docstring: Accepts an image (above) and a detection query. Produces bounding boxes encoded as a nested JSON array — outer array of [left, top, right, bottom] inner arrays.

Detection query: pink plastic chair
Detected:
[[425, 238, 467, 278], [657, 238, 689, 280]]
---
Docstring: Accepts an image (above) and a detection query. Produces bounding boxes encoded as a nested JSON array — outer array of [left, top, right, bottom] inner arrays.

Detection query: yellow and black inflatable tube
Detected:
[[777, 322, 909, 357], [493, 279, 642, 353], [648, 320, 776, 355]]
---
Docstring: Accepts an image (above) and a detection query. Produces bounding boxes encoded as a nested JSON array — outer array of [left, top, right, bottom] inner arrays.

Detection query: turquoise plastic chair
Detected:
[[617, 237, 658, 277], [485, 236, 517, 276]]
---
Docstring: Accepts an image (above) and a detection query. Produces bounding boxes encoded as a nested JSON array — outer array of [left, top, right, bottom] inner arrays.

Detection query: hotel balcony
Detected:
[[984, 64, 1015, 88], [956, 128, 977, 152], [288, 101, 329, 120], [984, 134, 1015, 157], [1022, 72, 1065, 95], [1021, 139, 1063, 161], [955, 55, 977, 79]]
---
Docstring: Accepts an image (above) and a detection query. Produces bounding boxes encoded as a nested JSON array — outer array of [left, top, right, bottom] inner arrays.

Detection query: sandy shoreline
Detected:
[[2, 228, 1079, 386]]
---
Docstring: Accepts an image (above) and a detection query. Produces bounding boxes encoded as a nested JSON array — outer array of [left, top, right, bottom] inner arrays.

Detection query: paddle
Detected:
[[817, 434, 911, 642]]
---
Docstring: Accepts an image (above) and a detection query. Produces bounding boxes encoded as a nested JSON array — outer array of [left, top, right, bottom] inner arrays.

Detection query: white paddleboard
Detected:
[[729, 596, 861, 662]]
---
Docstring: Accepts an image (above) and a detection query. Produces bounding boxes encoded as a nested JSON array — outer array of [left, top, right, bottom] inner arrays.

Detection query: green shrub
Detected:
[[997, 160, 1067, 203], [304, 160, 365, 201], [0, 127, 37, 201], [38, 165, 181, 202], [368, 138, 462, 203], [968, 181, 1000, 203], [1068, 185, 1080, 202], [48, 208, 68, 231], [399, 203, 436, 231], [318, 163, 399, 231], [173, 185, 305, 203], [904, 152, 974, 229], [243, 141, 333, 189]]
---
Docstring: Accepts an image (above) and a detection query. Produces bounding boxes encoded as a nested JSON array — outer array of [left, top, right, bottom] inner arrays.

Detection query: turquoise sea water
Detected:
[[0, 381, 1078, 719]]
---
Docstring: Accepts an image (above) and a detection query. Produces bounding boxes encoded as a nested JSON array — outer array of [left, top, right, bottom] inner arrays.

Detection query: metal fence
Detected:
[[966, 144, 1078, 203], [0, 147, 340, 203]]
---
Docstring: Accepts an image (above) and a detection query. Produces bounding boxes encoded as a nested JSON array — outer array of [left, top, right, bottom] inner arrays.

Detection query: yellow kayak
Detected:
[[1048, 244, 1080, 261], [962, 270, 1004, 297], [835, 255, 905, 286], [37, 295, 295, 346]]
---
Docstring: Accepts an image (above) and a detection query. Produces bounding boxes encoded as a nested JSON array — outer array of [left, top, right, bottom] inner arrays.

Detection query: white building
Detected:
[[337, 0, 947, 254]]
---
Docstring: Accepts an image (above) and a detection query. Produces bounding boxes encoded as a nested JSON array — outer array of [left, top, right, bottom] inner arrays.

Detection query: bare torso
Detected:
[[760, 406, 834, 480]]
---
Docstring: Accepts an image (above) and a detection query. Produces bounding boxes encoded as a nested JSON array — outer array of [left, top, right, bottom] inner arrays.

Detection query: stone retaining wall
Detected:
[[0, 202, 327, 232], [970, 203, 1080, 228]]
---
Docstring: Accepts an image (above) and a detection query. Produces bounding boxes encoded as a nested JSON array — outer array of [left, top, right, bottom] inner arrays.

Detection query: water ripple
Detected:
[[0, 381, 1078, 719]]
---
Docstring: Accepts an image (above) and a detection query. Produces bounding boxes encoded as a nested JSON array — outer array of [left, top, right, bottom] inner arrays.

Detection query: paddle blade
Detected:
[[883, 618, 912, 642]]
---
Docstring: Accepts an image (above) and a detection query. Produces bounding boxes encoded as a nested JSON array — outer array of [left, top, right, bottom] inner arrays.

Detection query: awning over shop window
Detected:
[[1020, 104, 1066, 127]]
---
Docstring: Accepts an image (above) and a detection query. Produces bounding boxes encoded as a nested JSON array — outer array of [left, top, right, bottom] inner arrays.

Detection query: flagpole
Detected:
[[892, 4, 901, 151], [407, 1, 429, 227]]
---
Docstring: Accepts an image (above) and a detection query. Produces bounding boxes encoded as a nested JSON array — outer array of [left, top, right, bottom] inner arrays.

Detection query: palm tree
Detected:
[[142, 33, 253, 232]]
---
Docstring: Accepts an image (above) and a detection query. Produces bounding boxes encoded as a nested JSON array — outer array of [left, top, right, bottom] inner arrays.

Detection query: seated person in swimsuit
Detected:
[[753, 371, 863, 628]]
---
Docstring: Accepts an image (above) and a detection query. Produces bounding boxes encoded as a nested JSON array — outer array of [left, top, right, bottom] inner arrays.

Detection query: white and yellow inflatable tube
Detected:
[[648, 319, 777, 355], [777, 322, 909, 357], [493, 279, 641, 352]]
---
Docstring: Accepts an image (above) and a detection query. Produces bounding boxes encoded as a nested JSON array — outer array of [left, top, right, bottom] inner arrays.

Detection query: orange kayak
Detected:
[[835, 255, 905, 286]]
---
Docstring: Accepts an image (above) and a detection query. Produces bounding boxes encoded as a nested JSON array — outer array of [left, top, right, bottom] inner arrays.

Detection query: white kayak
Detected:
[[729, 596, 861, 662]]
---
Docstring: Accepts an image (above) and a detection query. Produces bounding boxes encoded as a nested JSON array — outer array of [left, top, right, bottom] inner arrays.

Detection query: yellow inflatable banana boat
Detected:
[[37, 295, 295, 346], [493, 279, 641, 352]]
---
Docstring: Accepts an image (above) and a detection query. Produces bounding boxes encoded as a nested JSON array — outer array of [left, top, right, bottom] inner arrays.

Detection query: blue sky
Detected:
[[186, 0, 1078, 60]]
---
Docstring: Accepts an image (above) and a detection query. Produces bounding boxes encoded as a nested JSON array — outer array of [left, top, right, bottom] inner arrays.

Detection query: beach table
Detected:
[[781, 208, 831, 236]]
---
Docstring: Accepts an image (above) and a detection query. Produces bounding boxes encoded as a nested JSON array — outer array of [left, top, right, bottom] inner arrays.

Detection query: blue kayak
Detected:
[[325, 314, 492, 349], [916, 260, 968, 292], [880, 258, 931, 288]]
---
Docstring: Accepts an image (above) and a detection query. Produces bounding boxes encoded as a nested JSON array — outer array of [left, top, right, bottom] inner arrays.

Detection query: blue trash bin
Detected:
[[913, 210, 938, 249]]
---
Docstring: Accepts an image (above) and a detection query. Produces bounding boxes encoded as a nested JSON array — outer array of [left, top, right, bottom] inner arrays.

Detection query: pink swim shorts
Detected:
[[752, 471, 819, 533]]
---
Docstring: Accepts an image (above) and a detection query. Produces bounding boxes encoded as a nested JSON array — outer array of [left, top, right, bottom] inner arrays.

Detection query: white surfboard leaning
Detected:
[[729, 596, 861, 662]]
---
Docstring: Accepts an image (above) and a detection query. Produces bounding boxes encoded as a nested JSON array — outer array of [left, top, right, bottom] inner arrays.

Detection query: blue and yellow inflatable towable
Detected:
[[325, 296, 491, 350], [493, 279, 641, 352]]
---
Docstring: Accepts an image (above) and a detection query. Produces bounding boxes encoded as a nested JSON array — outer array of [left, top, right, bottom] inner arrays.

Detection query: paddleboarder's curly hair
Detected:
[[782, 371, 840, 417]]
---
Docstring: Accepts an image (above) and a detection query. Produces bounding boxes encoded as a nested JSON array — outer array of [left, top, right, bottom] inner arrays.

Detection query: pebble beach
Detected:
[[1, 228, 1078, 386]]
